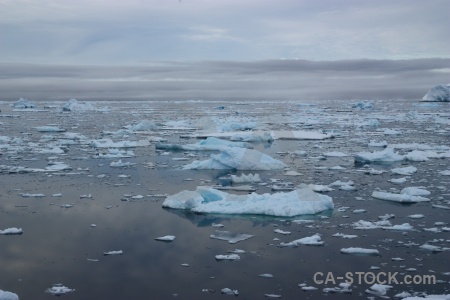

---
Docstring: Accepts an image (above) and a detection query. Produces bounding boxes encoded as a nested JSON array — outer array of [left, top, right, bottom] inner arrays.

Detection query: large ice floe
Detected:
[[183, 148, 286, 170], [162, 186, 334, 217], [421, 84, 450, 102], [371, 190, 430, 203]]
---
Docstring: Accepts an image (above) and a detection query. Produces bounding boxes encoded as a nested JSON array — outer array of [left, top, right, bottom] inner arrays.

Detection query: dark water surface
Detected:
[[1, 99, 449, 299]]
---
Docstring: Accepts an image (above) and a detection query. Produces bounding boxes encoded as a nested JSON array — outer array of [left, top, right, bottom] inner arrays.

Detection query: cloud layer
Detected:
[[1, 59, 449, 101]]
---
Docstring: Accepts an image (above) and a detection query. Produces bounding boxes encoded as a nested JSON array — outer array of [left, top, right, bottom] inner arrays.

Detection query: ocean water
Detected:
[[0, 99, 449, 299]]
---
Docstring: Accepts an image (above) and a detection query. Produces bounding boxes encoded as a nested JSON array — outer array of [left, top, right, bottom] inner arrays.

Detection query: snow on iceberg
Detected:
[[162, 186, 334, 217], [183, 148, 286, 171], [0, 289, 19, 300], [156, 137, 251, 151], [422, 84, 450, 102], [355, 148, 404, 164], [371, 191, 430, 203], [11, 98, 36, 109], [62, 99, 95, 111]]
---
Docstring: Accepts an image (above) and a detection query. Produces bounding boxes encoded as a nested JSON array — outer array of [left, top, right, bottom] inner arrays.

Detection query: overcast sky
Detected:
[[1, 0, 449, 100]]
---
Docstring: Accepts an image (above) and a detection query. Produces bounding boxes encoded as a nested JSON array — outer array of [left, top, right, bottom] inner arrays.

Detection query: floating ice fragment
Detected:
[[323, 151, 348, 157], [323, 283, 352, 294], [352, 220, 392, 229], [110, 160, 136, 167], [419, 244, 445, 252], [401, 187, 431, 196], [389, 177, 408, 184], [439, 170, 450, 176], [279, 234, 323, 247], [0, 289, 19, 300], [391, 166, 417, 176], [340, 247, 380, 255], [283, 170, 302, 176], [62, 99, 96, 111], [355, 148, 404, 163], [221, 288, 238, 296], [35, 126, 66, 132], [21, 193, 45, 197], [91, 138, 150, 148], [302, 286, 318, 291], [0, 227, 23, 235], [183, 148, 286, 171], [332, 233, 357, 239], [265, 294, 282, 298], [215, 254, 240, 261], [408, 214, 425, 219], [11, 98, 36, 108], [230, 173, 261, 183], [210, 230, 254, 244], [156, 137, 251, 151], [103, 250, 123, 255], [45, 284, 75, 295], [382, 223, 414, 231], [259, 274, 274, 278], [162, 186, 334, 217], [371, 191, 429, 203], [155, 235, 176, 242], [365, 284, 392, 297], [274, 229, 291, 235]]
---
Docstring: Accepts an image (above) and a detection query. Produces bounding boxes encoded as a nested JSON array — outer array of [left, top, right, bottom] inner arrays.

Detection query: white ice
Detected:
[[45, 284, 75, 295], [162, 186, 334, 217], [230, 173, 261, 183], [215, 254, 240, 261], [279, 234, 324, 247], [371, 191, 430, 203], [155, 235, 176, 242], [355, 148, 404, 163], [62, 99, 96, 111], [391, 166, 417, 175], [91, 138, 150, 148], [11, 98, 36, 109], [0, 289, 19, 300], [156, 137, 251, 151], [103, 250, 123, 255], [422, 84, 450, 102], [183, 148, 286, 171], [340, 247, 380, 255], [0, 228, 23, 235]]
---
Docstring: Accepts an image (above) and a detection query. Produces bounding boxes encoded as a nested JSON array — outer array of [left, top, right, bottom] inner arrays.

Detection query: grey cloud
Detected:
[[0, 59, 449, 101]]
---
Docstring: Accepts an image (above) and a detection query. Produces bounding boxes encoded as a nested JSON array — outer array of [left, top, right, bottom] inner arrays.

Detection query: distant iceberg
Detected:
[[162, 186, 334, 217], [422, 84, 450, 102], [11, 97, 36, 109], [62, 99, 95, 111], [183, 147, 286, 170]]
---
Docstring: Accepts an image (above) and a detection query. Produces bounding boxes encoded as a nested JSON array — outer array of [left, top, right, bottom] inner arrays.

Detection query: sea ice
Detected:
[[0, 289, 19, 300], [0, 228, 23, 235], [355, 148, 404, 163], [279, 234, 324, 247], [352, 101, 374, 109], [340, 247, 380, 255], [401, 187, 431, 196], [91, 138, 150, 148], [371, 191, 430, 203], [162, 186, 334, 217], [110, 160, 136, 167], [182, 148, 286, 171], [382, 223, 414, 231], [365, 283, 392, 297]]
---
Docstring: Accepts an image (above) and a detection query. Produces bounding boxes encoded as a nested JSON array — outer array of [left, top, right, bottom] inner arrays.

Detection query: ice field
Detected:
[[0, 97, 449, 299]]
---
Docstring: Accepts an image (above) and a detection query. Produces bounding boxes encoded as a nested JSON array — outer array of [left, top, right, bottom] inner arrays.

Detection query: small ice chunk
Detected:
[[21, 193, 45, 197], [332, 233, 357, 239], [230, 173, 261, 183], [302, 286, 318, 291], [274, 229, 291, 235], [110, 159, 136, 167], [210, 230, 254, 244], [103, 250, 123, 255], [391, 166, 417, 175], [419, 244, 444, 252], [264, 294, 282, 298], [382, 223, 414, 231], [0, 227, 23, 235], [259, 273, 274, 278], [408, 214, 425, 219], [155, 235, 176, 242], [323, 151, 348, 157], [279, 234, 324, 247], [355, 148, 404, 163], [365, 284, 392, 297], [215, 254, 240, 261], [35, 126, 66, 132], [401, 187, 431, 196], [389, 177, 408, 184], [45, 284, 75, 295], [341, 247, 380, 255], [221, 288, 239, 296]]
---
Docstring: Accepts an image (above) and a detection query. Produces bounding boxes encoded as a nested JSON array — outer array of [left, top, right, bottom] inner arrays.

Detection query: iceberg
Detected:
[[422, 84, 450, 102], [162, 186, 334, 217], [183, 148, 286, 171], [11, 98, 36, 109], [156, 137, 251, 151], [0, 289, 19, 300], [355, 148, 404, 163], [62, 99, 95, 111]]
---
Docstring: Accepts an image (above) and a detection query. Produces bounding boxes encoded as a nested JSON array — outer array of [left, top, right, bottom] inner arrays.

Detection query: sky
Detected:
[[1, 0, 449, 101]]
